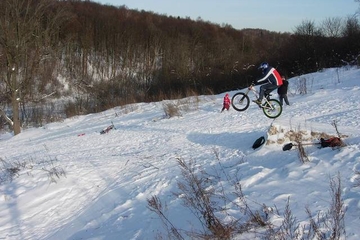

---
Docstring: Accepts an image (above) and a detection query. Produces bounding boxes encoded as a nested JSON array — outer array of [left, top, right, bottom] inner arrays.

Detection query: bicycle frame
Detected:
[[248, 85, 273, 110], [231, 83, 282, 118]]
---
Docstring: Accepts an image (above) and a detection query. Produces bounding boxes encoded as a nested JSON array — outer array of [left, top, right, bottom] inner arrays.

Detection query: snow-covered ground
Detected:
[[0, 67, 360, 240]]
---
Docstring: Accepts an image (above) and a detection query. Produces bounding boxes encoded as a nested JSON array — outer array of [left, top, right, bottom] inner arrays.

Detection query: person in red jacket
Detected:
[[221, 93, 231, 112], [253, 62, 283, 105]]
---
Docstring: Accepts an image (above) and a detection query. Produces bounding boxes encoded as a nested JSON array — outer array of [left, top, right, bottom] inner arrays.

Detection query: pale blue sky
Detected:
[[95, 0, 359, 32]]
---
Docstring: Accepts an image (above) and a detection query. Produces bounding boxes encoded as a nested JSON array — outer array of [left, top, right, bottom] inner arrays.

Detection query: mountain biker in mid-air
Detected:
[[253, 62, 283, 105]]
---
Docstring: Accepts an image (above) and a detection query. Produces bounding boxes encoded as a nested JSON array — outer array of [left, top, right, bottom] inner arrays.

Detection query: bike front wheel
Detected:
[[262, 99, 282, 118], [231, 92, 250, 111]]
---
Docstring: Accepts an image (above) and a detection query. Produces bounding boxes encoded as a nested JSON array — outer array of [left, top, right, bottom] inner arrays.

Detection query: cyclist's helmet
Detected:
[[258, 62, 269, 70]]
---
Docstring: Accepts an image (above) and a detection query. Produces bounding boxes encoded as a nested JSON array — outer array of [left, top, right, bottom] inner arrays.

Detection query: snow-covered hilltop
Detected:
[[0, 67, 360, 239]]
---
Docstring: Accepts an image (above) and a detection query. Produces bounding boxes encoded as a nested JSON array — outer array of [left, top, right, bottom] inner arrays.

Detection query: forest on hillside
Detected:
[[0, 0, 359, 134]]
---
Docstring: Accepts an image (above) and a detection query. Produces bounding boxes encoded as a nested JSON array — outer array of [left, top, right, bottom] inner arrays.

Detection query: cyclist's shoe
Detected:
[[253, 99, 262, 105]]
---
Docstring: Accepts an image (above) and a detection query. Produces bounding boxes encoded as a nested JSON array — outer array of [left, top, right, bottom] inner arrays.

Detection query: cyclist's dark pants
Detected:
[[259, 83, 278, 100]]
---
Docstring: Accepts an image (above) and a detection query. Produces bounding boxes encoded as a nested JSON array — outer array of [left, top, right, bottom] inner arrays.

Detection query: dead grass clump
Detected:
[[162, 96, 201, 118], [293, 130, 310, 163], [148, 153, 348, 240], [268, 125, 279, 135], [285, 129, 309, 142], [305, 173, 346, 239], [0, 156, 66, 185], [163, 102, 182, 118]]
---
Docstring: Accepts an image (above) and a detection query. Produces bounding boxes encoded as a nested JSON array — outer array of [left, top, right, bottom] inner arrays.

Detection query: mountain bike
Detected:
[[231, 83, 282, 119]]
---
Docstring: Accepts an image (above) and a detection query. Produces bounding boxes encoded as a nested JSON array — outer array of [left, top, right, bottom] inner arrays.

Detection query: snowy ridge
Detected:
[[0, 67, 360, 239]]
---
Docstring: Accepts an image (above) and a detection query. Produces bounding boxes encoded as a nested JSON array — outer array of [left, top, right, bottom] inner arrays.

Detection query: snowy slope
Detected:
[[0, 67, 360, 240]]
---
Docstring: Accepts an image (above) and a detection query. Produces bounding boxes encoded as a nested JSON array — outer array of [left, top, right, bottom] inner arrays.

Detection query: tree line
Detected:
[[0, 0, 359, 135]]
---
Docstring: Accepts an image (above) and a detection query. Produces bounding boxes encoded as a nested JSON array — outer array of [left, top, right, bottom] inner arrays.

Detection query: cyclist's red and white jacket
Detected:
[[256, 67, 283, 86]]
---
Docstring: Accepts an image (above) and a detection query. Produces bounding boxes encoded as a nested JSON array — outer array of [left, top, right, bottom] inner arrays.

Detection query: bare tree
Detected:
[[342, 16, 360, 38], [0, 0, 69, 135], [294, 19, 320, 36], [293, 20, 322, 72], [320, 17, 343, 38]]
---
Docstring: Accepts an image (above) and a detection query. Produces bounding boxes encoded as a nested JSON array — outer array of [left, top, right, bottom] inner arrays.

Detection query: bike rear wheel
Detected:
[[262, 99, 282, 118], [231, 92, 250, 111]]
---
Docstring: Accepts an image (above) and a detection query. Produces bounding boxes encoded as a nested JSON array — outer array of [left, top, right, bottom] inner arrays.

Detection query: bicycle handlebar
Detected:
[[248, 82, 256, 89]]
